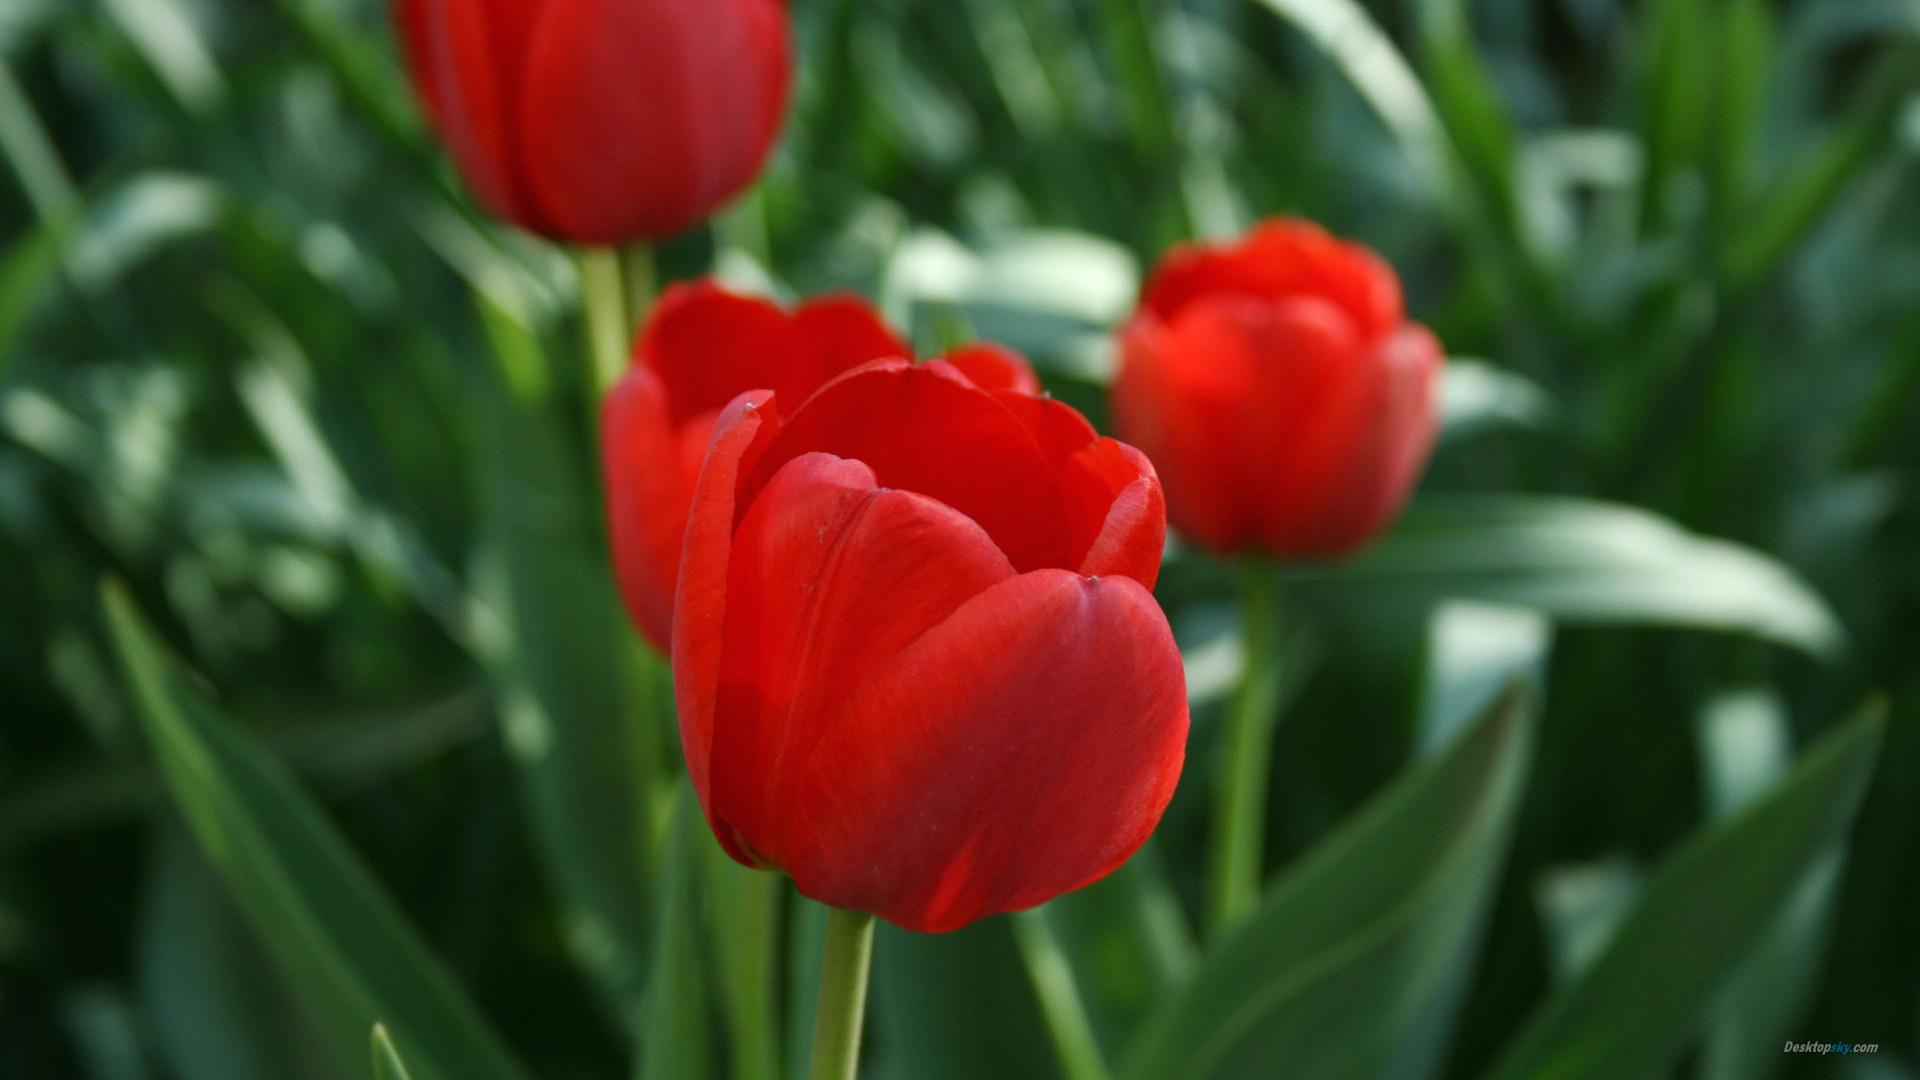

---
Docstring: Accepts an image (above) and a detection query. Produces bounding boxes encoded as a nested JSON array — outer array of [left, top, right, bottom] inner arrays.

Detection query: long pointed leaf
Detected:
[[1486, 704, 1885, 1080], [1122, 685, 1536, 1080], [101, 582, 529, 1080]]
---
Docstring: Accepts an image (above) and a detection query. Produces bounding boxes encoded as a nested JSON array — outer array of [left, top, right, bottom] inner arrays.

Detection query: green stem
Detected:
[[728, 870, 782, 1080], [1206, 558, 1284, 936], [808, 907, 875, 1080], [577, 246, 629, 392], [621, 243, 658, 325], [1011, 909, 1111, 1080]]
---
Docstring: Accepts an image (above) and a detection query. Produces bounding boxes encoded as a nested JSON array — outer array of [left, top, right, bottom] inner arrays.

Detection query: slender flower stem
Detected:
[[1206, 557, 1284, 935], [577, 246, 629, 393], [808, 907, 876, 1080], [1011, 909, 1112, 1080], [727, 869, 782, 1080], [622, 243, 658, 320]]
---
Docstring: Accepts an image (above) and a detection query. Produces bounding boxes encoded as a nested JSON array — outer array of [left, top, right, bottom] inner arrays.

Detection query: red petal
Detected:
[[1140, 218, 1403, 343], [706, 452, 1017, 868], [1111, 309, 1265, 553], [776, 571, 1188, 932], [518, 0, 789, 241], [792, 295, 915, 390], [1134, 291, 1419, 557], [601, 365, 690, 651], [942, 342, 1041, 394], [398, 0, 547, 225], [745, 361, 1073, 572], [637, 281, 799, 425], [639, 281, 908, 426], [1068, 440, 1166, 588], [673, 390, 774, 849]]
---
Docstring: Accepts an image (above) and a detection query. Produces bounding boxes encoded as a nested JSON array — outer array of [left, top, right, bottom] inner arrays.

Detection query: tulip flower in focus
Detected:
[[601, 281, 911, 650], [1113, 218, 1444, 558], [394, 0, 790, 243], [660, 352, 1188, 933]]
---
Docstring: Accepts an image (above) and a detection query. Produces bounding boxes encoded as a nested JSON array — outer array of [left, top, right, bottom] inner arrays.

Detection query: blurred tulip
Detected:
[[602, 280, 909, 650], [668, 355, 1187, 933], [1113, 218, 1443, 558], [395, 0, 790, 243]]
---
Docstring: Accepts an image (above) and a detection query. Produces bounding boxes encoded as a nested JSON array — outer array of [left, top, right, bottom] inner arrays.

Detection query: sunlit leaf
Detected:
[[1293, 496, 1844, 657]]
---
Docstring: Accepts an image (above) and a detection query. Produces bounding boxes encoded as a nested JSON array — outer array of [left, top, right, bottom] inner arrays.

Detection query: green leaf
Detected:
[[1416, 602, 1550, 757], [100, 582, 530, 1080], [1696, 692, 1843, 1080], [469, 290, 660, 1025], [1485, 704, 1885, 1080], [1292, 496, 1843, 657], [371, 1025, 417, 1080], [1417, 0, 1521, 237], [1720, 49, 1915, 292], [701, 838, 783, 1080], [642, 784, 716, 1080], [1036, 849, 1196, 1053], [139, 829, 311, 1080], [1438, 360, 1554, 442], [874, 917, 1056, 1080], [1121, 685, 1536, 1080]]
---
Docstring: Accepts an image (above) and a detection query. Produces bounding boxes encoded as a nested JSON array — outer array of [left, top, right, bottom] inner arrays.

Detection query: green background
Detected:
[[0, 0, 1915, 1077]]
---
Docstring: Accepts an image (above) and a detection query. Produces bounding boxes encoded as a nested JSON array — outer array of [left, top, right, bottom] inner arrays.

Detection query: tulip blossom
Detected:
[[1113, 218, 1443, 558], [602, 281, 910, 650], [665, 355, 1188, 933], [394, 0, 790, 243]]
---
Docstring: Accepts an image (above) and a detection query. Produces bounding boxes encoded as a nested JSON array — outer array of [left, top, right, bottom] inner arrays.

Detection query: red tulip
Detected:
[[1112, 219, 1443, 558], [394, 0, 790, 243], [602, 280, 910, 650], [669, 356, 1187, 932]]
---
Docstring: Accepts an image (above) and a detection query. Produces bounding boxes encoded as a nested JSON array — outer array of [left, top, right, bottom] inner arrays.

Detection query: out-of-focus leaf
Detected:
[[882, 228, 1140, 356], [1534, 859, 1645, 984], [1246, 0, 1448, 188], [1486, 704, 1885, 1080], [139, 829, 313, 1080], [1721, 49, 1915, 291], [1417, 602, 1550, 757], [1417, 0, 1521, 237], [642, 785, 715, 1080], [100, 583, 530, 1080], [1293, 496, 1844, 657], [874, 917, 1055, 1080], [371, 1024, 417, 1080], [99, 0, 224, 114], [1638, 0, 1712, 228], [702, 841, 782, 1080], [1697, 692, 1843, 1080], [1121, 685, 1536, 1080], [1438, 360, 1553, 442], [1040, 850, 1196, 1054], [469, 292, 659, 1025]]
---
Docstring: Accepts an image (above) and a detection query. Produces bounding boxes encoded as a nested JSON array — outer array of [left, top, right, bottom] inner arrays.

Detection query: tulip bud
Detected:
[[1112, 219, 1443, 558], [395, 0, 791, 243], [661, 352, 1187, 933]]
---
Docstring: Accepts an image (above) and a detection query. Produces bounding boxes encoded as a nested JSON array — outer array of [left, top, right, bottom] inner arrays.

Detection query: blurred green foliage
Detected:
[[1, 1, 1916, 1078]]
